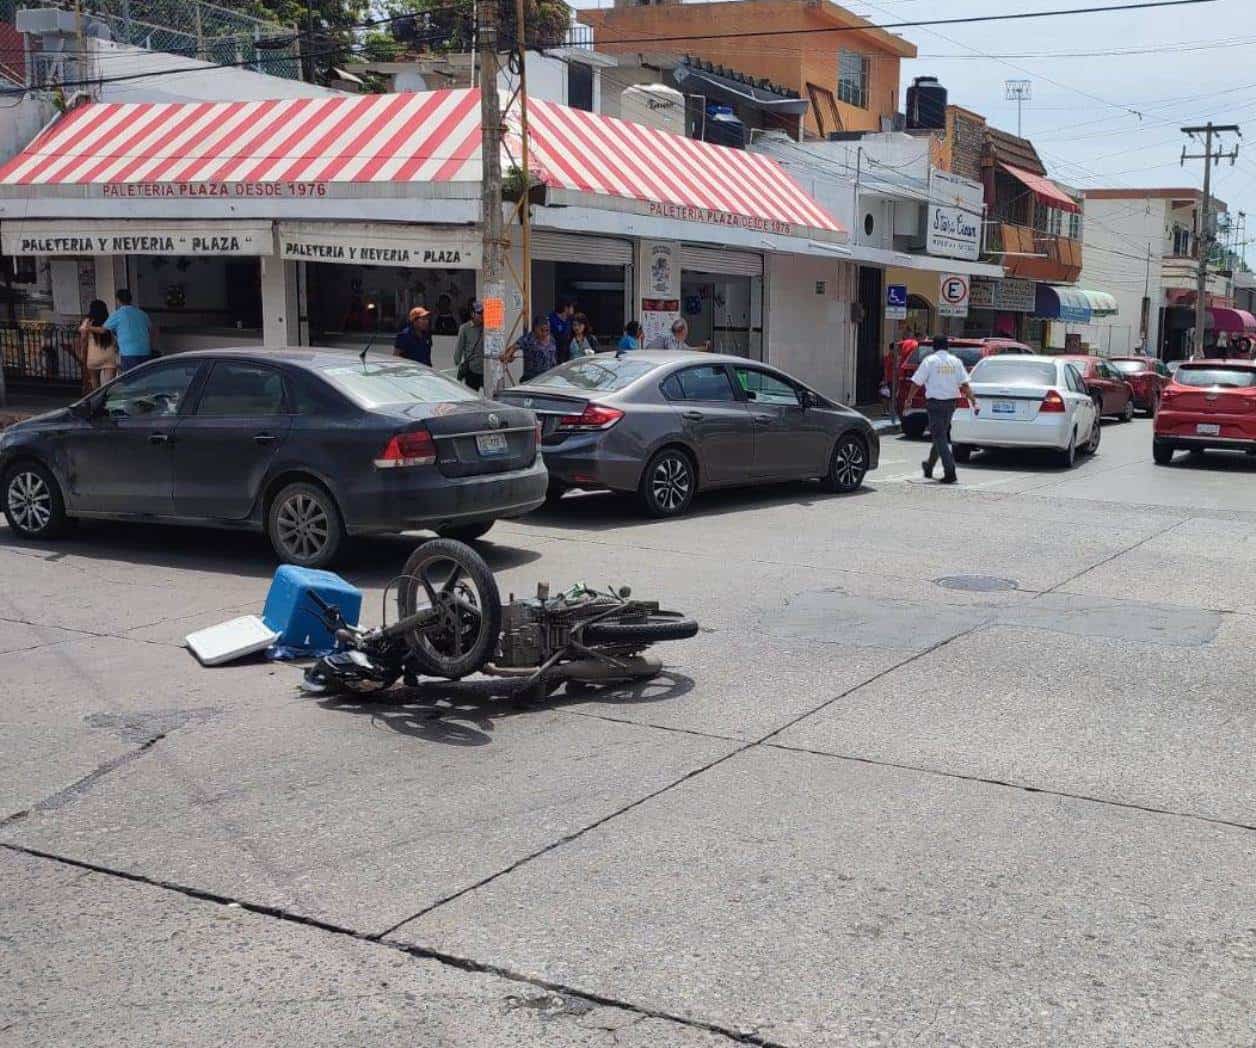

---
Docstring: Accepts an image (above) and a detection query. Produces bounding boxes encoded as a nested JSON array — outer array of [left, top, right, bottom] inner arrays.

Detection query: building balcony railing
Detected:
[[986, 223, 1082, 283]]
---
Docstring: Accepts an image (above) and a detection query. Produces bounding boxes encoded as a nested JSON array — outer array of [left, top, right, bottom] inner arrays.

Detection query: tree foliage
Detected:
[[385, 0, 571, 53]]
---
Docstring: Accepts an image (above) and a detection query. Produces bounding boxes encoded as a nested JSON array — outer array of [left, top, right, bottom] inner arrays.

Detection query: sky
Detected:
[[570, 0, 1256, 267]]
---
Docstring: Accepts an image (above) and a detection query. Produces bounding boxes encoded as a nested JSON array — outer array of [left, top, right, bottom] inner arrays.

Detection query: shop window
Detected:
[[838, 51, 869, 109], [131, 256, 261, 333], [1068, 211, 1081, 240], [306, 264, 477, 345], [195, 362, 286, 417]]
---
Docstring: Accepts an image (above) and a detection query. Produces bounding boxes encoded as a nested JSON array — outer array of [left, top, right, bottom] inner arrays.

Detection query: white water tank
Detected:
[[620, 83, 685, 136]]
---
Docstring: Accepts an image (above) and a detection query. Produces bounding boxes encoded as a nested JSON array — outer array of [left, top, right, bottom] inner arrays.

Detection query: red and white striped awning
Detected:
[[0, 88, 843, 242]]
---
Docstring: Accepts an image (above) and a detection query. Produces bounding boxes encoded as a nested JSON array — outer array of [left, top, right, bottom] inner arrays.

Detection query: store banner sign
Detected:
[[938, 273, 971, 318], [970, 278, 1035, 312], [2, 221, 270, 256], [279, 226, 480, 269], [638, 239, 680, 346], [926, 170, 983, 262]]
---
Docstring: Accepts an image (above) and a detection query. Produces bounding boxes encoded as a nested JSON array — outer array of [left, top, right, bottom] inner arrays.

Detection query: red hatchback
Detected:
[[1058, 356, 1136, 422], [1153, 360, 1256, 464], [896, 338, 1033, 439], [1109, 356, 1171, 415]]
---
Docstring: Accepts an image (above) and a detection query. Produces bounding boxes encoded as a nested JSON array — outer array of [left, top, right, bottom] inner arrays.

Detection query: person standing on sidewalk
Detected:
[[454, 301, 485, 391], [92, 289, 151, 373], [910, 336, 975, 485]]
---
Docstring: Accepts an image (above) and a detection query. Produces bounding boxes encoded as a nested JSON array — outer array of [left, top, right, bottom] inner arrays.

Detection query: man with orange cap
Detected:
[[394, 306, 433, 366]]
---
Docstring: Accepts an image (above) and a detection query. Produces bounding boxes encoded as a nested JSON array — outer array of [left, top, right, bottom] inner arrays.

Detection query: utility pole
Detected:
[[514, 0, 533, 330], [479, 1, 506, 397], [1005, 80, 1031, 138], [1181, 122, 1240, 357]]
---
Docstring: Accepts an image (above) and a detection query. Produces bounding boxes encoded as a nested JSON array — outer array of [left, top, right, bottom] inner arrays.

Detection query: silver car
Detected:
[[497, 351, 878, 516]]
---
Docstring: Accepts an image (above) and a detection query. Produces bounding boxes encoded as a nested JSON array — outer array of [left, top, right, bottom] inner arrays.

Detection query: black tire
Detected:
[[1121, 398, 1135, 423], [267, 481, 344, 568], [545, 481, 566, 503], [397, 538, 502, 679], [1057, 430, 1077, 469], [1153, 440, 1174, 465], [3, 460, 69, 539], [1084, 415, 1102, 456], [639, 448, 695, 517], [583, 611, 699, 645], [821, 432, 868, 492], [437, 520, 494, 543], [952, 444, 973, 463], [901, 416, 927, 440]]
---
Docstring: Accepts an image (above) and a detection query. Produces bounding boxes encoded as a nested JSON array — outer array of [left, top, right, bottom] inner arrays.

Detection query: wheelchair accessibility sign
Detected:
[[885, 283, 908, 320]]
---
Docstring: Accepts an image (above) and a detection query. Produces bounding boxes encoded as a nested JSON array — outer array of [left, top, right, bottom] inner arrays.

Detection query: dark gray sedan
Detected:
[[1, 349, 546, 566], [497, 351, 878, 516]]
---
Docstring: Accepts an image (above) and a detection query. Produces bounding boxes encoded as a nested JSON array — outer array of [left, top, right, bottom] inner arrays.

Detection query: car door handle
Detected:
[[148, 432, 171, 445], [253, 433, 278, 445], [753, 413, 774, 424], [681, 410, 704, 421]]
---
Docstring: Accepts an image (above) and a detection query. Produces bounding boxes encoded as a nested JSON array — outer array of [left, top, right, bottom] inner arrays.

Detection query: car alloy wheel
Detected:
[[651, 453, 693, 514], [276, 491, 331, 562], [7, 469, 52, 534], [1086, 416, 1102, 454], [827, 434, 868, 492], [1122, 399, 1135, 422]]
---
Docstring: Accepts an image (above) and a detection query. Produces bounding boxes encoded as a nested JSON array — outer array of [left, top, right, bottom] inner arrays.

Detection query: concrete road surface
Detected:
[[3, 417, 1256, 1047]]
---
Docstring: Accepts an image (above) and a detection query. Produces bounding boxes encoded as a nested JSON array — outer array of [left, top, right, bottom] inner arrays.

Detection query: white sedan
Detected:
[[950, 355, 1100, 468]]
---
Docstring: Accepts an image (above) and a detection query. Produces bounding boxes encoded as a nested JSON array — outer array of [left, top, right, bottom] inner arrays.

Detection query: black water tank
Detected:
[[906, 76, 947, 130]]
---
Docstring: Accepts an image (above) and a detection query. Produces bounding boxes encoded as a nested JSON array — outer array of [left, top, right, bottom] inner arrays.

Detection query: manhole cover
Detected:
[[935, 575, 1018, 592]]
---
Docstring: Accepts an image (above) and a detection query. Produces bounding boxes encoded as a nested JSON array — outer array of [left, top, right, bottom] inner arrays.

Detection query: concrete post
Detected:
[[260, 256, 294, 346]]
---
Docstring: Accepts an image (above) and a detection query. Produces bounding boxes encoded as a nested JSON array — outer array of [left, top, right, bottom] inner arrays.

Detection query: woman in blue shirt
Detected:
[[617, 321, 642, 352]]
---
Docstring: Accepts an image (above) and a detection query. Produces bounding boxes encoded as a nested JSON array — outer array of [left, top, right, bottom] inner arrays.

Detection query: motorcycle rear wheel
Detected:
[[582, 612, 699, 645], [396, 538, 502, 679]]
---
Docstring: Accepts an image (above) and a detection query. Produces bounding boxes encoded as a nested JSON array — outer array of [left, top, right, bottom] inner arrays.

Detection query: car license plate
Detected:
[[476, 433, 509, 456], [992, 400, 1016, 416], [1196, 423, 1221, 436]]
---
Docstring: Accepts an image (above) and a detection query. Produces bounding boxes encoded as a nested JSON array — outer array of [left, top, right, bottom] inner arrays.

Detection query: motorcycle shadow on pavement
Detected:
[[314, 670, 695, 748]]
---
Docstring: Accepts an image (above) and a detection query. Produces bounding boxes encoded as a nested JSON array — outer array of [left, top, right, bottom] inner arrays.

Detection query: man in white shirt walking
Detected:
[[910, 336, 976, 484]]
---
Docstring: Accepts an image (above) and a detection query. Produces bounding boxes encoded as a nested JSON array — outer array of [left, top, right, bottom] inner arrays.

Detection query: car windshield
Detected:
[[319, 361, 478, 408], [907, 346, 982, 368], [1110, 360, 1147, 375], [1174, 366, 1256, 389], [522, 356, 659, 392], [971, 358, 1058, 385]]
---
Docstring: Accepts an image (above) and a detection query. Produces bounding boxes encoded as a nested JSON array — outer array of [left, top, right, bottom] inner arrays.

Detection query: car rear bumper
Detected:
[[342, 459, 548, 535], [950, 411, 1073, 449], [1155, 434, 1256, 450], [540, 431, 644, 492], [1155, 411, 1256, 445]]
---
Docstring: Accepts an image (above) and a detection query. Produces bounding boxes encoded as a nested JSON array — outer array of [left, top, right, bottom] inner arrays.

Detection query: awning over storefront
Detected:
[[519, 98, 845, 243], [1080, 289, 1118, 317], [1207, 307, 1256, 333], [1035, 284, 1107, 323], [998, 162, 1080, 214], [0, 87, 844, 249]]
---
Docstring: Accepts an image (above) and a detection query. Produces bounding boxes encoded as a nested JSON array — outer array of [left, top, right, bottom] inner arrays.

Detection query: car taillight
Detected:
[[374, 428, 436, 468], [557, 403, 624, 431], [1040, 390, 1067, 413]]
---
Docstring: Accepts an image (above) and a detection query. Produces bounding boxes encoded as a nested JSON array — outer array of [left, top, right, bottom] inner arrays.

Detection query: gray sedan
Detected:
[[497, 351, 878, 516]]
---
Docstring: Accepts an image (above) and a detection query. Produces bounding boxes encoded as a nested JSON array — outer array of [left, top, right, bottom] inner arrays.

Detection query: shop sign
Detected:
[[100, 182, 329, 200], [2, 222, 270, 256], [638, 239, 680, 346], [279, 227, 480, 269], [970, 278, 1035, 312], [938, 273, 970, 318], [885, 283, 908, 320], [646, 201, 793, 237], [926, 169, 983, 262]]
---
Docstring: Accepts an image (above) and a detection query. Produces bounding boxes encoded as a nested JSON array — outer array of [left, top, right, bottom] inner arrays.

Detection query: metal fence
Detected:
[[0, 322, 83, 390], [3, 0, 301, 81]]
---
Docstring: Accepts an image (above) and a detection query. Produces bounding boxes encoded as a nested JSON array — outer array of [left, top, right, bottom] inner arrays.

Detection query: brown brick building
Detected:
[[579, 0, 916, 139]]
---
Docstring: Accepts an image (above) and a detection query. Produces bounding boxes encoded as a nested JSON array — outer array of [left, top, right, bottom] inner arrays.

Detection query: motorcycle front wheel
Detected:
[[396, 538, 502, 679]]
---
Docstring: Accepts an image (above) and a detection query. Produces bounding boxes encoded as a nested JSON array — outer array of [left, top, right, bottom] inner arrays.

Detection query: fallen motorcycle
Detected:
[[301, 539, 698, 698]]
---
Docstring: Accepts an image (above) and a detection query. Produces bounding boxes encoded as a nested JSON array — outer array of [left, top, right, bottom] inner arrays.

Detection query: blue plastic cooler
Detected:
[[261, 566, 362, 654]]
